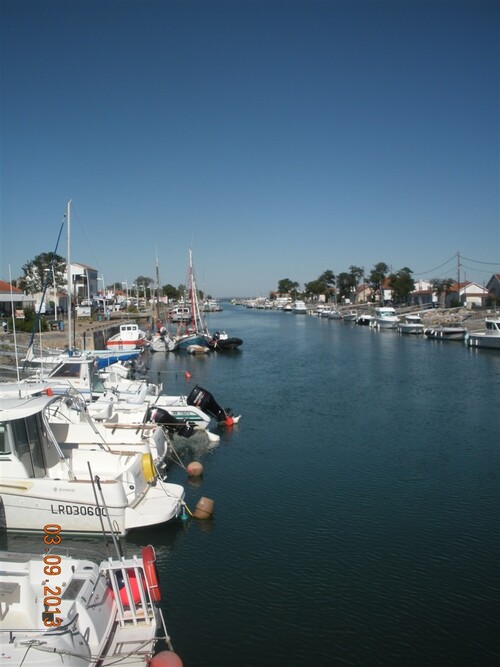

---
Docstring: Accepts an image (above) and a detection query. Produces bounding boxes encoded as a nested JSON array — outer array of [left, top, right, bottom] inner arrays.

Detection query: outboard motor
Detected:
[[186, 384, 227, 423], [149, 407, 195, 438]]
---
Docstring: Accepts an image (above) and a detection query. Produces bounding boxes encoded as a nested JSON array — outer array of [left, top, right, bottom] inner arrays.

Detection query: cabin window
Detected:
[[0, 423, 11, 454], [51, 363, 81, 378], [11, 414, 47, 478]]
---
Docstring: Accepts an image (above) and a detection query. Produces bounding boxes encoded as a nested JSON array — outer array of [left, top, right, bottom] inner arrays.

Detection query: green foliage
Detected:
[[277, 278, 299, 295], [368, 262, 389, 297], [389, 267, 415, 303], [20, 252, 67, 294]]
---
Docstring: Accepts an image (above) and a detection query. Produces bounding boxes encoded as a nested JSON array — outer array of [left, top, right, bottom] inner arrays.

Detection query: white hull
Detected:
[[0, 546, 179, 666], [467, 333, 500, 349], [397, 323, 424, 335], [0, 478, 184, 534]]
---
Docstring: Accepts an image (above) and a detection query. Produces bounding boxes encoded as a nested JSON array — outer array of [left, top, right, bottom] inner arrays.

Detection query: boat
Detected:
[[292, 300, 308, 314], [327, 308, 342, 320], [20, 356, 227, 443], [0, 545, 182, 666], [207, 330, 243, 351], [187, 344, 210, 355], [373, 306, 399, 329], [467, 317, 500, 349], [170, 251, 211, 351], [149, 327, 176, 353], [342, 310, 358, 322], [106, 323, 148, 351], [397, 314, 424, 335], [424, 326, 468, 341], [356, 314, 375, 326], [0, 392, 185, 534], [168, 305, 191, 323], [202, 299, 223, 312]]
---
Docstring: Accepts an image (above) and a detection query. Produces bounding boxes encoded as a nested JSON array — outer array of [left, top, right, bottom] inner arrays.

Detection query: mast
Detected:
[[189, 248, 195, 330], [66, 199, 72, 352], [155, 249, 160, 325]]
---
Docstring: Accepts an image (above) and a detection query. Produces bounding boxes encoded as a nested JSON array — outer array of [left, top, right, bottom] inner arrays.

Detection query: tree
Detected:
[[336, 272, 355, 302], [348, 266, 364, 288], [431, 278, 455, 307], [19, 252, 67, 294], [304, 279, 326, 298], [162, 284, 180, 300], [389, 267, 415, 303], [277, 278, 299, 295], [369, 262, 389, 300]]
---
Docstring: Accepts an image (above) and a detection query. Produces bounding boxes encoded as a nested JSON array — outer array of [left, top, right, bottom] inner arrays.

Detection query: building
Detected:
[[0, 280, 35, 317]]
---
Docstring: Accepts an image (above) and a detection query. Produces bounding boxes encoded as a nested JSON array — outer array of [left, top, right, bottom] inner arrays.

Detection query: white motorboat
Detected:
[[327, 308, 342, 320], [0, 545, 182, 666], [374, 306, 399, 329], [342, 310, 358, 322], [292, 300, 308, 314], [397, 314, 424, 335], [467, 317, 500, 349], [355, 314, 375, 326], [106, 323, 148, 352], [424, 326, 467, 341], [0, 393, 185, 534]]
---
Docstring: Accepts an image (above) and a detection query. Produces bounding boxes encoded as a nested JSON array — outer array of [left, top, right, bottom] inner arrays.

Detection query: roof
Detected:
[[0, 280, 23, 295]]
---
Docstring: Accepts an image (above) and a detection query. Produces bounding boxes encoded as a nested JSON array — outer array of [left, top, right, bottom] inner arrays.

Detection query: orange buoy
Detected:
[[186, 461, 203, 477], [193, 496, 214, 520], [142, 545, 161, 602], [149, 650, 183, 667]]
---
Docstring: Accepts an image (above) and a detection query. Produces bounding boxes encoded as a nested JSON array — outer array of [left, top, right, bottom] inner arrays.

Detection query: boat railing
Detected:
[[0, 613, 80, 640], [104, 556, 156, 628]]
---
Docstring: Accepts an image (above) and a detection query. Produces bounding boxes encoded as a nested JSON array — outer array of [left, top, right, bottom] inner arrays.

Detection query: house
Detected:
[[0, 280, 35, 317], [445, 281, 489, 308], [356, 283, 373, 303]]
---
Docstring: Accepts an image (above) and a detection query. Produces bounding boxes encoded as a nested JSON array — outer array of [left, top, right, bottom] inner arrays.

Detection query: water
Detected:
[[4, 305, 500, 666]]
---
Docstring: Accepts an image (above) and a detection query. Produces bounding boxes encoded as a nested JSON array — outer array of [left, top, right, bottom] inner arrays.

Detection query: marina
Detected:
[[1, 303, 498, 666]]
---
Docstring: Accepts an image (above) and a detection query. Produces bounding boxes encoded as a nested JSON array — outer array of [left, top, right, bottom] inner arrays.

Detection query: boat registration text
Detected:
[[50, 504, 107, 517]]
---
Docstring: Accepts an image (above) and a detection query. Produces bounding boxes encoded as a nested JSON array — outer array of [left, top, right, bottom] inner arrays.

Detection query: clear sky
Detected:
[[1, 0, 499, 297]]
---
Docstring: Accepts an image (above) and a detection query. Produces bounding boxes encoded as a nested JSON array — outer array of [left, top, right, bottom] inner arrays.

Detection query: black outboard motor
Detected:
[[186, 384, 227, 423], [149, 407, 195, 438]]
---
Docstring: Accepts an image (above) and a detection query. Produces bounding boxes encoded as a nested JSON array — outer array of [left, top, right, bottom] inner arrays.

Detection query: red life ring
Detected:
[[142, 545, 161, 602]]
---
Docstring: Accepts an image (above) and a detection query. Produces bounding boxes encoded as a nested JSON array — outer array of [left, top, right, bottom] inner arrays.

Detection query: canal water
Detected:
[[5, 304, 500, 666]]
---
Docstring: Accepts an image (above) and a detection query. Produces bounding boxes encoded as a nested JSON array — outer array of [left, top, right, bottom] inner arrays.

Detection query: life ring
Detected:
[[141, 453, 156, 483], [142, 545, 161, 602]]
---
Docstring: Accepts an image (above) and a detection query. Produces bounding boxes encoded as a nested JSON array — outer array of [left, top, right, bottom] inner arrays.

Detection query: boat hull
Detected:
[[424, 328, 467, 341], [467, 334, 500, 349]]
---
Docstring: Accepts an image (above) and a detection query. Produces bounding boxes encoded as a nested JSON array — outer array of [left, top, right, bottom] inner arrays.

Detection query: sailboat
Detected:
[[170, 250, 211, 352]]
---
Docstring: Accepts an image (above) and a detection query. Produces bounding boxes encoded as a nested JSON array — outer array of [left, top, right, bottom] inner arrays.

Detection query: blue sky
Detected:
[[1, 0, 498, 297]]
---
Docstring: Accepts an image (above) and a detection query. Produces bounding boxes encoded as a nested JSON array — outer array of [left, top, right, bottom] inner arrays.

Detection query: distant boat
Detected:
[[106, 323, 148, 351], [397, 314, 424, 335], [208, 330, 243, 351], [374, 306, 399, 329], [292, 300, 308, 314], [424, 326, 467, 341], [202, 299, 223, 312], [467, 317, 500, 349], [170, 250, 211, 351]]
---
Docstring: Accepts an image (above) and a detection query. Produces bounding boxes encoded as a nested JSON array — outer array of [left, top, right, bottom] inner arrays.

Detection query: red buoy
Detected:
[[119, 571, 142, 606], [149, 650, 183, 667], [186, 461, 203, 477], [225, 415, 234, 426]]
